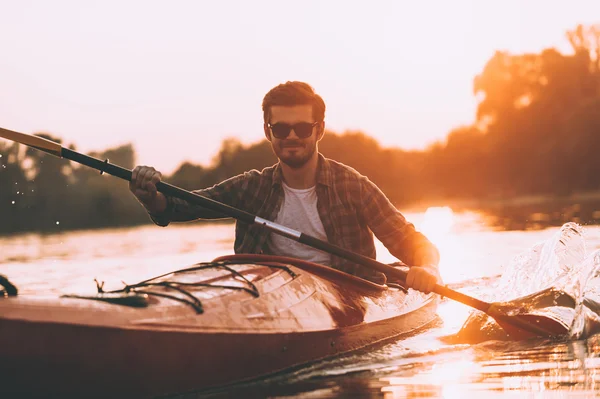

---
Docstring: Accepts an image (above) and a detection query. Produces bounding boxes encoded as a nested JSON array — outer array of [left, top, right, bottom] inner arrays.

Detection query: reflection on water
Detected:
[[3, 211, 600, 397], [380, 336, 600, 398]]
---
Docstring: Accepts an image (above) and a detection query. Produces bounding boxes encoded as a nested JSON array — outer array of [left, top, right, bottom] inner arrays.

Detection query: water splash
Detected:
[[571, 250, 600, 338], [491, 223, 586, 302], [448, 223, 600, 343]]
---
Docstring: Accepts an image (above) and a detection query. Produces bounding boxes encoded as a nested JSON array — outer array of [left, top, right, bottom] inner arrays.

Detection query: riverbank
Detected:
[[405, 190, 600, 231]]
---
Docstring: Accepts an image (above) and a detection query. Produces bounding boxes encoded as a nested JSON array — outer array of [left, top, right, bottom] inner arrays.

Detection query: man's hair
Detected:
[[262, 81, 326, 124]]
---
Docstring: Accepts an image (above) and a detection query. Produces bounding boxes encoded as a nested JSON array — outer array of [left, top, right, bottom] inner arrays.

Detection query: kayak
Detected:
[[0, 254, 438, 398]]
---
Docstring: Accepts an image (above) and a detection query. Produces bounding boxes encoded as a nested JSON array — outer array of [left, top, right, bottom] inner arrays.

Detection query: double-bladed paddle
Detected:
[[0, 127, 571, 339]]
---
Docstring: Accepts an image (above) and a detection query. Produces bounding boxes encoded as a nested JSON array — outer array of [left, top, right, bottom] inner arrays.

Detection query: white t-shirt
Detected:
[[265, 183, 332, 265]]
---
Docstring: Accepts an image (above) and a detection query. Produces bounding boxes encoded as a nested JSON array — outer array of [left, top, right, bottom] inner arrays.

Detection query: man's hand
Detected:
[[129, 165, 167, 214], [405, 264, 441, 294]]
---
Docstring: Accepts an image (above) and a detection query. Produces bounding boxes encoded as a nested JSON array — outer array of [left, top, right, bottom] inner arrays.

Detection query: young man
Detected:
[[129, 81, 441, 293]]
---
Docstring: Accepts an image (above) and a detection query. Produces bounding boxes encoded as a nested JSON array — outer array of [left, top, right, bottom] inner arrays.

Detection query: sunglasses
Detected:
[[267, 122, 319, 139]]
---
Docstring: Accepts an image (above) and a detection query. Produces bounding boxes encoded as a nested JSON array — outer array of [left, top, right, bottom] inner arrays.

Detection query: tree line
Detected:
[[1, 24, 599, 234]]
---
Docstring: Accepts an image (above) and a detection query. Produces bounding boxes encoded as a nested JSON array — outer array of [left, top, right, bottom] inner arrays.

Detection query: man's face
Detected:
[[265, 105, 322, 169]]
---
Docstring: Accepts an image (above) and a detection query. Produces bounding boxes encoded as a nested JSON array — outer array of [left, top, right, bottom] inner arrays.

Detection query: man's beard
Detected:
[[276, 141, 317, 169]]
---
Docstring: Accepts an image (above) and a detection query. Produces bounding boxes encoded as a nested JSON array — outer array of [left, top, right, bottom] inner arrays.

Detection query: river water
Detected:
[[3, 209, 600, 398]]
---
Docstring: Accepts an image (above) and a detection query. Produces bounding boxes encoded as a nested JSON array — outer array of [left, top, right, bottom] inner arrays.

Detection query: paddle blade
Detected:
[[493, 313, 570, 340], [443, 288, 576, 344], [485, 287, 574, 338], [442, 310, 571, 344], [0, 127, 63, 157]]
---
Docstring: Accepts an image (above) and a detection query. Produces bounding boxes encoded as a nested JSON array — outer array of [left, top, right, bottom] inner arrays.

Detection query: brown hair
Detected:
[[262, 81, 326, 124]]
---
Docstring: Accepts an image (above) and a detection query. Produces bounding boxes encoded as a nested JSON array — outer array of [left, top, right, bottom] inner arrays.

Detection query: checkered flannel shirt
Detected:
[[149, 153, 439, 282]]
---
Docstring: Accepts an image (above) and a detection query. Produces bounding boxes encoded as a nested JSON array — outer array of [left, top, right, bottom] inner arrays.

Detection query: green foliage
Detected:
[[2, 23, 600, 234]]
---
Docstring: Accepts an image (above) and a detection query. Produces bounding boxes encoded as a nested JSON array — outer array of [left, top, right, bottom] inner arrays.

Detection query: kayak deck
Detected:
[[0, 254, 437, 398]]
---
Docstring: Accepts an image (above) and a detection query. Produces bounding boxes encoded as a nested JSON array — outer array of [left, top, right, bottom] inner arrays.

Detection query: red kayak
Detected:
[[0, 254, 438, 398]]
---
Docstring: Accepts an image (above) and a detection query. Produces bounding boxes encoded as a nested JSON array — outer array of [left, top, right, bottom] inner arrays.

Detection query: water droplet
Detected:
[[56, 221, 60, 225], [16, 191, 19, 194], [11, 201, 15, 204]]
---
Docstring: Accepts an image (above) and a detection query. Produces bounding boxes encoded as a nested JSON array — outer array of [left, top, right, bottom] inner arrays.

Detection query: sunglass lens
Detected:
[[271, 124, 292, 139], [293, 123, 314, 138]]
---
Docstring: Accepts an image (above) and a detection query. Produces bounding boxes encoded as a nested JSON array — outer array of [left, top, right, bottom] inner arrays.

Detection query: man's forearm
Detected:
[[148, 192, 232, 227], [413, 244, 440, 268], [143, 192, 167, 214]]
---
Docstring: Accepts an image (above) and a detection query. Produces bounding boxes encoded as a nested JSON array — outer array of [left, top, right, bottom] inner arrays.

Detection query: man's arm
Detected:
[[384, 222, 441, 294], [360, 177, 441, 293], [129, 165, 249, 227]]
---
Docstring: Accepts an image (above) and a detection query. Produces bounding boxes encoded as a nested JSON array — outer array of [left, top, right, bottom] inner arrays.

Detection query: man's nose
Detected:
[[287, 128, 300, 139]]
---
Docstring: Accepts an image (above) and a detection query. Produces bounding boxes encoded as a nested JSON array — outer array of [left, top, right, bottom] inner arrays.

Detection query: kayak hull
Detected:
[[0, 301, 435, 398], [0, 255, 437, 398]]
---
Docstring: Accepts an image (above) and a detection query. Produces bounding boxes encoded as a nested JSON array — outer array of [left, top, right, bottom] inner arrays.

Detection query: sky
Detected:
[[1, 0, 598, 173]]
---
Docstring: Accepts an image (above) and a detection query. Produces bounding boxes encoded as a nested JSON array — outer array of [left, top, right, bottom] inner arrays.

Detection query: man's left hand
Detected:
[[405, 265, 441, 294]]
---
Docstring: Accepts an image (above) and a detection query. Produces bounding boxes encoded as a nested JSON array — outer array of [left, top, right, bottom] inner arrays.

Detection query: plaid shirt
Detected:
[[150, 153, 439, 281]]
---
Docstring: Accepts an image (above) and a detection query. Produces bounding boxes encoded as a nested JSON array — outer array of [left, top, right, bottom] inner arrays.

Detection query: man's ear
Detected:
[[316, 121, 325, 141], [264, 123, 272, 141]]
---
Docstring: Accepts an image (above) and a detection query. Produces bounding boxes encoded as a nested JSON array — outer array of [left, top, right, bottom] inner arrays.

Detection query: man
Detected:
[[129, 81, 441, 293]]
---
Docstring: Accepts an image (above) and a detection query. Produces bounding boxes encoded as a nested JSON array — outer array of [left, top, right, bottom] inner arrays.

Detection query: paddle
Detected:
[[0, 127, 570, 339]]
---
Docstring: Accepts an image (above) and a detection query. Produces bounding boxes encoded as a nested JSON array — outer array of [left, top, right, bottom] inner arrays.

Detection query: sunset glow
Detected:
[[1, 1, 599, 173], [420, 206, 455, 239], [2, 2, 600, 395]]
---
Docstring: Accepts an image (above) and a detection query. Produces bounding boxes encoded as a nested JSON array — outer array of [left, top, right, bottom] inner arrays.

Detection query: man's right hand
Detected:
[[129, 165, 167, 214]]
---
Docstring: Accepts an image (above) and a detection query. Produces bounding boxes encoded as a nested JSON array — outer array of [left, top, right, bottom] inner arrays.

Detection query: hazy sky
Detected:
[[1, 0, 598, 173]]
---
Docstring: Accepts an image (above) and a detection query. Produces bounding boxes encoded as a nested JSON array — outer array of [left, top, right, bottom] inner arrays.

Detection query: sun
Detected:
[[416, 206, 465, 284], [420, 206, 455, 240]]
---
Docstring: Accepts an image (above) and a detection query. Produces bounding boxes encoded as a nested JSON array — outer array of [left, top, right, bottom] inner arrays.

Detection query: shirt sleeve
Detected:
[[148, 172, 249, 227], [360, 177, 440, 267]]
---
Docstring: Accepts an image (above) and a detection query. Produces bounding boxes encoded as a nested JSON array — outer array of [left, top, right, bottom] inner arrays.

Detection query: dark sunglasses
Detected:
[[267, 122, 319, 139]]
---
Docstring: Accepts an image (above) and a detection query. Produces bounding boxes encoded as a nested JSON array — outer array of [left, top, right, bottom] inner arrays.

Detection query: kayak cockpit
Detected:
[[62, 259, 300, 313]]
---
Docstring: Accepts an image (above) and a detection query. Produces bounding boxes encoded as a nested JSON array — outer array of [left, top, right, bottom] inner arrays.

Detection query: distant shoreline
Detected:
[[405, 190, 600, 231], [405, 189, 600, 211], [4, 191, 600, 238]]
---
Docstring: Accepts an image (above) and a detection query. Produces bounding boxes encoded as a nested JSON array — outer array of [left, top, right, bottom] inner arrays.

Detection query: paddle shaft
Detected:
[[68, 153, 568, 337], [0, 127, 492, 314], [62, 148, 492, 313]]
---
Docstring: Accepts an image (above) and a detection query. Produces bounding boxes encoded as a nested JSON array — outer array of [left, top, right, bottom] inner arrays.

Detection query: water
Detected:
[[3, 210, 600, 398]]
